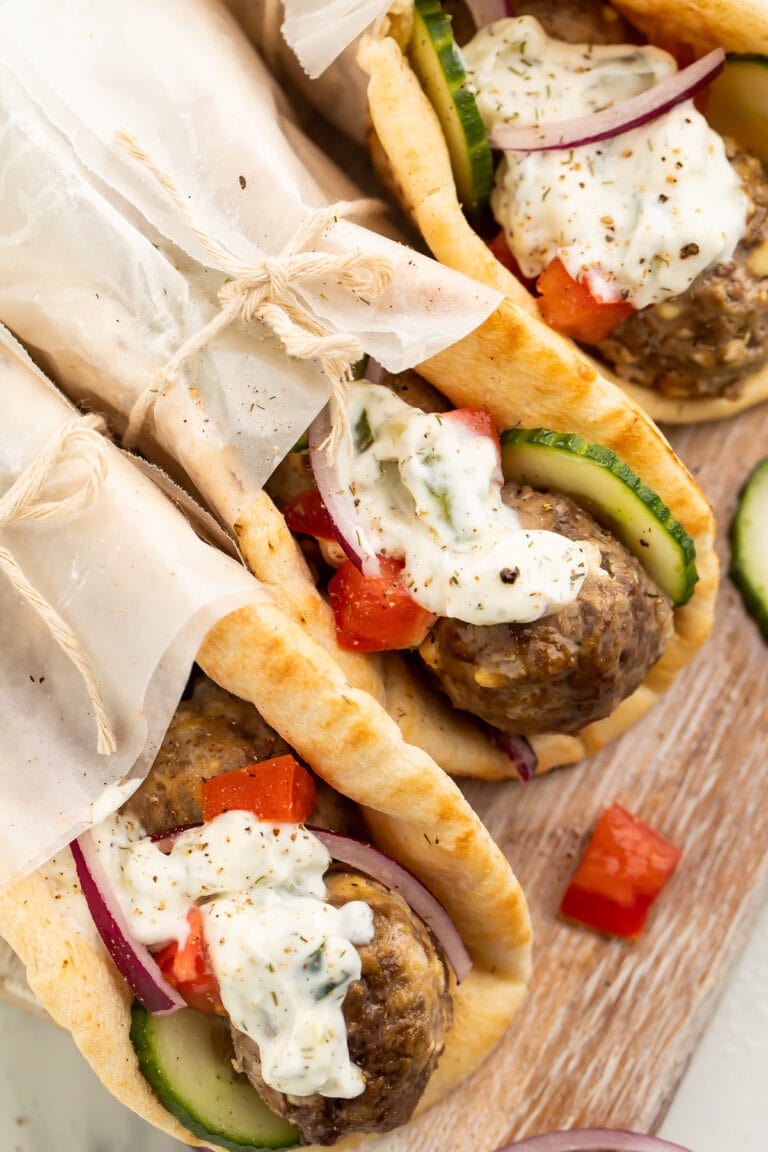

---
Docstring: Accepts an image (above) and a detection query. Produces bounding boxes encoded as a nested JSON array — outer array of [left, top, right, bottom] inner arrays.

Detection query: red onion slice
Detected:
[[71, 832, 185, 1016], [308, 826, 473, 984], [496, 1130, 693, 1152], [493, 731, 537, 783], [490, 48, 725, 152], [465, 0, 507, 27], [308, 405, 382, 578]]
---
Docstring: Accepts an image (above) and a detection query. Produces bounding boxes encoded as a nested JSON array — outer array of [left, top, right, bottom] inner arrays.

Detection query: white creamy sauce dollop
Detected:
[[340, 382, 590, 625], [93, 811, 374, 1098], [462, 17, 748, 308]]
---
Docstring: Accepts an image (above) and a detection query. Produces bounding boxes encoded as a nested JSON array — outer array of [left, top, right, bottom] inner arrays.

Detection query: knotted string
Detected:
[[0, 414, 116, 755], [116, 129, 394, 457]]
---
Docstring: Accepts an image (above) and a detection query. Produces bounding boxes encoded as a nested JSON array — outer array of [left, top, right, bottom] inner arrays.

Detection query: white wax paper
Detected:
[[0, 0, 500, 498], [223, 0, 377, 144], [0, 326, 263, 891], [278, 0, 391, 77]]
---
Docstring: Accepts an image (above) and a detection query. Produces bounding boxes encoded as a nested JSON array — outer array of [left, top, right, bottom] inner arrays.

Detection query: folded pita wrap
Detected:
[[223, 2, 720, 778], [0, 0, 717, 781], [0, 333, 531, 1150], [244, 0, 768, 425]]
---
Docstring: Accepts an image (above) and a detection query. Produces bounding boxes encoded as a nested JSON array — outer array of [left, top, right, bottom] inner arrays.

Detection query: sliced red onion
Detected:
[[490, 48, 725, 152], [493, 730, 538, 783], [308, 826, 473, 984], [308, 405, 382, 578], [71, 832, 185, 1016], [465, 0, 507, 27], [496, 1131, 693, 1152]]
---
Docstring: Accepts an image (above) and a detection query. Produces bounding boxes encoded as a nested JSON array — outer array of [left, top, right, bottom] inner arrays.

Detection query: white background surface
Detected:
[[2, 892, 767, 1152]]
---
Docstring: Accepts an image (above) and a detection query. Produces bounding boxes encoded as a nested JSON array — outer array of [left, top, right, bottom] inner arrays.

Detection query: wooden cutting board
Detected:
[[369, 404, 768, 1151], [2, 404, 767, 1150]]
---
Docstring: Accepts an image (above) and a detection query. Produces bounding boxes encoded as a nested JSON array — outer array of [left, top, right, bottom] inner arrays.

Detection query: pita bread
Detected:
[[355, 0, 768, 424], [0, 595, 531, 1149]]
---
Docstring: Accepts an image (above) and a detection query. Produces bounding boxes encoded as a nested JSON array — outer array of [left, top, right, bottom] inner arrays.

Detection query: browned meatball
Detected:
[[231, 870, 451, 1146], [383, 368, 452, 412], [123, 678, 291, 834], [508, 0, 642, 44], [419, 485, 673, 735], [598, 143, 768, 398]]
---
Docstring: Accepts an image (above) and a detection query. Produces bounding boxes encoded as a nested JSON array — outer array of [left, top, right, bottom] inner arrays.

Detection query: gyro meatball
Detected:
[[383, 367, 451, 412], [509, 0, 642, 44], [419, 485, 673, 735], [598, 142, 768, 398], [123, 678, 291, 834], [231, 870, 452, 1146]]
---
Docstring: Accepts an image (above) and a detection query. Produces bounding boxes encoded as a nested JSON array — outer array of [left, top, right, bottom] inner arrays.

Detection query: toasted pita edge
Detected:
[[0, 598, 531, 1150]]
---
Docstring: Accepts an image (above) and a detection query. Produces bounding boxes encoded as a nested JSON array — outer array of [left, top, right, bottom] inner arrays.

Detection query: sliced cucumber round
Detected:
[[408, 0, 493, 213], [730, 455, 768, 639], [130, 1004, 298, 1151], [500, 428, 698, 606], [707, 53, 768, 166]]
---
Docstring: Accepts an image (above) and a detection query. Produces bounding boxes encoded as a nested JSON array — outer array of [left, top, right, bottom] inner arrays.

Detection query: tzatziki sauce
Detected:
[[339, 382, 590, 625], [462, 17, 748, 309], [91, 811, 374, 1098]]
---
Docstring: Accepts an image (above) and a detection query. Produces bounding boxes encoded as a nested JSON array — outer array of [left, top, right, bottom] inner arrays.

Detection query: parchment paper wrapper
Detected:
[[224, 0, 394, 144], [0, 0, 500, 525], [0, 326, 262, 890], [278, 0, 392, 77]]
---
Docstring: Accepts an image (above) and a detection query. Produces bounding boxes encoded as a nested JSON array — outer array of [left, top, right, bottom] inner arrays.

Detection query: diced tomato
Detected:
[[283, 487, 335, 541], [199, 755, 317, 824], [153, 907, 224, 1015], [328, 556, 438, 651], [559, 804, 682, 940], [536, 257, 635, 344]]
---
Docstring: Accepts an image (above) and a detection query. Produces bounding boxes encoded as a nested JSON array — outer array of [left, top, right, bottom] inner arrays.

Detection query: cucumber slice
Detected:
[[500, 428, 698, 606], [408, 0, 493, 213], [130, 1004, 298, 1151], [707, 53, 768, 166], [730, 455, 768, 639]]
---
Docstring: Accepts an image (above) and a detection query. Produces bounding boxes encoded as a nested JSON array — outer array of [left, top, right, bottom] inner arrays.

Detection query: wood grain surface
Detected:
[[366, 405, 768, 1152], [2, 405, 767, 1150]]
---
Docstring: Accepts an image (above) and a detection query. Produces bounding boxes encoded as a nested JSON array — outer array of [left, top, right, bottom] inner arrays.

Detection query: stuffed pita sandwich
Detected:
[[242, 0, 768, 424], [0, 362, 530, 1149], [1, 628, 531, 1150], [364, 0, 768, 424], [246, 325, 717, 781]]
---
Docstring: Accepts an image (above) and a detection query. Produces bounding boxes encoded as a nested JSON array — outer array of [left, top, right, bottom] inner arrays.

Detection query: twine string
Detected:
[[116, 130, 394, 456], [0, 414, 116, 755]]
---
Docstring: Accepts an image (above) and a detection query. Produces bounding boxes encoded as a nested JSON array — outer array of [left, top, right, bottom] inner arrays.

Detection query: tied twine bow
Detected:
[[116, 130, 396, 455], [0, 414, 116, 755]]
